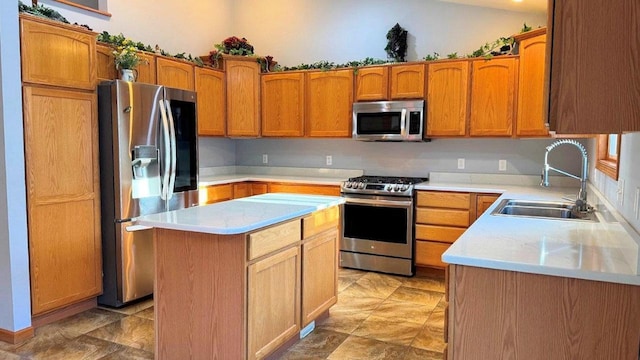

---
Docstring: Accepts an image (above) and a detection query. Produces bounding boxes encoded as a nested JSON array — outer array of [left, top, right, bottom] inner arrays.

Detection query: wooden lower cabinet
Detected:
[[301, 228, 338, 326], [233, 182, 252, 199], [474, 193, 501, 222], [200, 181, 340, 204], [268, 183, 340, 196], [23, 86, 102, 315], [248, 246, 301, 360], [198, 183, 233, 205], [154, 208, 340, 359], [251, 182, 269, 195], [447, 265, 640, 359], [415, 191, 471, 268], [415, 191, 500, 268]]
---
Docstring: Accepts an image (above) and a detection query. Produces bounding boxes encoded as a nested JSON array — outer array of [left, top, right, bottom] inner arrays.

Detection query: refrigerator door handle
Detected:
[[165, 99, 177, 201], [158, 99, 171, 201]]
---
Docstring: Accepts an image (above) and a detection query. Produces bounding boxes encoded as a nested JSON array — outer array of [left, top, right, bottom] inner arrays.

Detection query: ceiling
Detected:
[[436, 0, 547, 13]]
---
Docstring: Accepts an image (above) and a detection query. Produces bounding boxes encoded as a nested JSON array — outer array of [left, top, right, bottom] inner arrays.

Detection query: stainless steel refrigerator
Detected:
[[97, 80, 199, 307]]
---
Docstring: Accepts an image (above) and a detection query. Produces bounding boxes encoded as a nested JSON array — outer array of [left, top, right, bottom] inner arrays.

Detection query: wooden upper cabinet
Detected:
[[19, 15, 96, 90], [426, 61, 470, 137], [226, 57, 261, 137], [96, 43, 116, 82], [156, 57, 194, 90], [23, 86, 102, 315], [515, 29, 548, 137], [261, 72, 305, 137], [548, 0, 639, 133], [305, 69, 354, 137], [469, 57, 518, 137], [390, 64, 426, 99], [136, 52, 157, 84], [355, 66, 389, 101], [195, 67, 226, 136]]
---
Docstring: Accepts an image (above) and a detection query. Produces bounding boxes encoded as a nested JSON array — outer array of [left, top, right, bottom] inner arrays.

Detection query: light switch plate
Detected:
[[326, 155, 332, 166], [617, 179, 625, 206], [498, 160, 507, 172], [457, 158, 465, 170], [262, 154, 268, 164], [634, 187, 640, 220]]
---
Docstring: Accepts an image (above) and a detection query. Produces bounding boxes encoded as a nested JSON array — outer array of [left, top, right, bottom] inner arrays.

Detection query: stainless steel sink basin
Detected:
[[491, 199, 598, 222]]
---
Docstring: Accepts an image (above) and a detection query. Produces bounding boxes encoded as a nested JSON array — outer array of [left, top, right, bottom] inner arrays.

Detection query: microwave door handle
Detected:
[[400, 108, 407, 136], [158, 99, 171, 201], [165, 99, 177, 201]]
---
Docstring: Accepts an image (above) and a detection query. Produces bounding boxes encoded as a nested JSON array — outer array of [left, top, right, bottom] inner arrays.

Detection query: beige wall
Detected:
[[230, 0, 547, 66], [38, 0, 232, 56]]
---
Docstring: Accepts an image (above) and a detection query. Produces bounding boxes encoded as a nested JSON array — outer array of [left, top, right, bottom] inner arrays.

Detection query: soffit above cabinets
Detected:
[[435, 0, 546, 14]]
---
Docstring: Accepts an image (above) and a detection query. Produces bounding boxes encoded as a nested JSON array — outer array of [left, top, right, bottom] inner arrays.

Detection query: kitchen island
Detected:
[[416, 176, 640, 359], [137, 193, 344, 360]]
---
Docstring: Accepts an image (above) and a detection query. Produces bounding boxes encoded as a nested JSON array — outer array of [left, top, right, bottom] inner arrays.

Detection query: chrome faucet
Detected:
[[541, 139, 590, 212]]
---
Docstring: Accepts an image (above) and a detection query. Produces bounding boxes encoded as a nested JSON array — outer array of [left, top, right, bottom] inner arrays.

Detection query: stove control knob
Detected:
[[394, 184, 401, 191], [358, 182, 366, 189], [401, 185, 409, 191], [385, 185, 392, 192], [346, 182, 353, 188]]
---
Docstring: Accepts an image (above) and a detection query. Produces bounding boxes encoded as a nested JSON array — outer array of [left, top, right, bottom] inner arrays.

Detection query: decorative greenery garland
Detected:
[[18, 1, 539, 72], [97, 31, 204, 67]]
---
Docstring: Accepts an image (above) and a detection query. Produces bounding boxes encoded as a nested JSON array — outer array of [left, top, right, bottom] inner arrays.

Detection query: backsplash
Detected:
[[589, 132, 640, 234], [232, 138, 587, 178]]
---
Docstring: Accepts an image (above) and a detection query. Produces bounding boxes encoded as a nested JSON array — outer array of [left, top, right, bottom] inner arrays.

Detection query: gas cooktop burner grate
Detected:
[[341, 175, 428, 196], [346, 176, 428, 185]]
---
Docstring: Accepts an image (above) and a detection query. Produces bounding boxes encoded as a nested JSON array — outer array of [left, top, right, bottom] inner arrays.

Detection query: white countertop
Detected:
[[416, 181, 640, 286], [136, 193, 345, 235]]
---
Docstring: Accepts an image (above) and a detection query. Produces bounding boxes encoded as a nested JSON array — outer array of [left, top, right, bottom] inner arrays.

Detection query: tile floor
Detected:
[[0, 268, 446, 360]]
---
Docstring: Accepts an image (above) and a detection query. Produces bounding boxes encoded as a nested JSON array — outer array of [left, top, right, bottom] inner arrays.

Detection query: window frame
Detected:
[[595, 134, 621, 180], [53, 0, 112, 17]]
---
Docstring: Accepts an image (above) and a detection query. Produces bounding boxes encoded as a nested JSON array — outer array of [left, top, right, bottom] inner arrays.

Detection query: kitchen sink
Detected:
[[491, 199, 598, 222]]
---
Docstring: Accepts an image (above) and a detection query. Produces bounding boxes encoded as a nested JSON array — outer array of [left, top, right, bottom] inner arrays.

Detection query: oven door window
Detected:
[[357, 112, 402, 135], [343, 203, 408, 244]]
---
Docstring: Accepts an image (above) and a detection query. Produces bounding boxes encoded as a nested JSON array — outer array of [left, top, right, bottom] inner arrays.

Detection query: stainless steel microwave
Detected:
[[352, 100, 425, 141]]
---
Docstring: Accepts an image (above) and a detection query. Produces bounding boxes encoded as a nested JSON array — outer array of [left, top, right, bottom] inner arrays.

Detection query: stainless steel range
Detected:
[[340, 175, 427, 276]]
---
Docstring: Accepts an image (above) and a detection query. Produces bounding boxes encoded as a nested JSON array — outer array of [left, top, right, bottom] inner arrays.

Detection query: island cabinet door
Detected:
[[301, 226, 339, 326], [247, 246, 301, 360]]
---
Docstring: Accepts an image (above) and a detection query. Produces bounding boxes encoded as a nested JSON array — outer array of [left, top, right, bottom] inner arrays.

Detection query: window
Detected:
[[596, 134, 620, 180], [53, 0, 111, 17]]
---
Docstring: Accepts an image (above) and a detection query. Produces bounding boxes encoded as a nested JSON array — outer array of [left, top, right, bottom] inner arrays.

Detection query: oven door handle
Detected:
[[344, 197, 412, 208]]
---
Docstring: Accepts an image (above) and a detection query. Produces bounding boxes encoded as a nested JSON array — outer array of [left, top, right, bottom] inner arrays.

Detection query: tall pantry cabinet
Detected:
[[19, 15, 102, 319]]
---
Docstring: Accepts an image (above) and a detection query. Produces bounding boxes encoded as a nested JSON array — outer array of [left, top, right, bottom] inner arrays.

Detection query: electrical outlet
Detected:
[[498, 160, 507, 172], [262, 154, 268, 164], [326, 155, 332, 166], [635, 187, 640, 220], [457, 158, 465, 170], [617, 179, 625, 206]]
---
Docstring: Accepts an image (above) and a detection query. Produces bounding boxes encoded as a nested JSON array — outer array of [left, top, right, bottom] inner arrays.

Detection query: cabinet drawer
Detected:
[[416, 208, 470, 227], [303, 206, 339, 239], [416, 191, 470, 209], [415, 240, 450, 268], [415, 224, 466, 243], [248, 220, 301, 260], [199, 184, 233, 205]]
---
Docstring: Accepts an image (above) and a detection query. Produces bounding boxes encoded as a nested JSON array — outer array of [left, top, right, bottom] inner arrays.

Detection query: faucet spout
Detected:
[[540, 139, 589, 212]]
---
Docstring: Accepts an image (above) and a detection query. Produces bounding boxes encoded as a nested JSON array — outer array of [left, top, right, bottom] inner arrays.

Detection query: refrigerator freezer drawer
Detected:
[[119, 221, 154, 303]]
